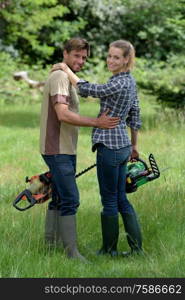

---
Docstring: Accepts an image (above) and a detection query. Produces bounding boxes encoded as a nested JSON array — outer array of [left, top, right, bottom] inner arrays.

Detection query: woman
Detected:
[[53, 40, 143, 257]]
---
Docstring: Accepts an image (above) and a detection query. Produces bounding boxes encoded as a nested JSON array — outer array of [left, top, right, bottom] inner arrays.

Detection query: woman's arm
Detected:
[[51, 62, 123, 98], [51, 63, 80, 87], [130, 128, 139, 160]]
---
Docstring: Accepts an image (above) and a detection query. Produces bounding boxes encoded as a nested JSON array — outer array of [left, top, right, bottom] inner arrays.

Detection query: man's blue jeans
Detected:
[[42, 154, 79, 216], [96, 144, 135, 216]]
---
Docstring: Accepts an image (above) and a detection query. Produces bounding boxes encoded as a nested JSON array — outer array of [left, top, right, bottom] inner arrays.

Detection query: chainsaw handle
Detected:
[[13, 189, 37, 211], [129, 157, 148, 170]]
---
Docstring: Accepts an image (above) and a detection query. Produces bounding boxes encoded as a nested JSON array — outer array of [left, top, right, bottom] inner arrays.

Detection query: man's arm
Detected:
[[55, 103, 120, 129]]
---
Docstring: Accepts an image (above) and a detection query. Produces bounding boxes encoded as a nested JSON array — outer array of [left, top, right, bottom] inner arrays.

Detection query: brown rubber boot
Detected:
[[45, 209, 59, 247]]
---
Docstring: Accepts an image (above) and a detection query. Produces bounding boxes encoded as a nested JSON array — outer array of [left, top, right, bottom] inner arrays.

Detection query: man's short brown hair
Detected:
[[64, 37, 90, 56]]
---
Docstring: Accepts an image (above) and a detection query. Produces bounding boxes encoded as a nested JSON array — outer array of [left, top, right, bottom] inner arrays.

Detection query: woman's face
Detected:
[[107, 46, 128, 74]]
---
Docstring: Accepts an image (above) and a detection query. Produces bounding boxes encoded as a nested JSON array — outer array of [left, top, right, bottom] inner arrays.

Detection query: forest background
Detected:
[[0, 0, 185, 278]]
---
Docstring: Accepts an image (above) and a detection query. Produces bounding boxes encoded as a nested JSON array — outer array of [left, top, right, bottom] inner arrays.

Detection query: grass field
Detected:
[[0, 93, 184, 278]]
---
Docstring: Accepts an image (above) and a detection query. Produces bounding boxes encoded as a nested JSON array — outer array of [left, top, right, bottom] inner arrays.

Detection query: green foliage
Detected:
[[0, 0, 86, 64], [68, 0, 185, 60], [123, 0, 185, 60], [1, 0, 185, 64], [134, 55, 185, 110]]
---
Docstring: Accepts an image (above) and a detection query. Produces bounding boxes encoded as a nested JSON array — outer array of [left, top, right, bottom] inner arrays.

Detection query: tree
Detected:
[[0, 0, 85, 64], [69, 0, 185, 60], [0, 0, 185, 64]]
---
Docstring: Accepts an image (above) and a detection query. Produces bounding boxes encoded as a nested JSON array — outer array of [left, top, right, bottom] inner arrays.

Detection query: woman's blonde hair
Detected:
[[109, 40, 135, 70]]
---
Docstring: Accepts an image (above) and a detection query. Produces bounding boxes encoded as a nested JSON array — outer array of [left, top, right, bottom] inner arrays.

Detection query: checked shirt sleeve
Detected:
[[77, 78, 123, 98], [126, 85, 142, 130]]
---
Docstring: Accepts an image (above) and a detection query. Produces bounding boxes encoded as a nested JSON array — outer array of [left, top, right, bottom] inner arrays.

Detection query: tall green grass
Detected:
[[0, 94, 184, 278]]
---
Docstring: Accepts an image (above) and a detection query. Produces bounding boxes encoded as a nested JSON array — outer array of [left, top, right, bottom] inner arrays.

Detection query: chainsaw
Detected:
[[126, 153, 160, 193], [13, 153, 160, 211]]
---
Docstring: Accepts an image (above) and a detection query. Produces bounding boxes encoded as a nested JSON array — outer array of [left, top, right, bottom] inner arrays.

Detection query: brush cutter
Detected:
[[13, 153, 160, 211]]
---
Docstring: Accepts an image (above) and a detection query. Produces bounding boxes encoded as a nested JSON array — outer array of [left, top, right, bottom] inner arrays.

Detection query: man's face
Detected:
[[63, 49, 88, 72]]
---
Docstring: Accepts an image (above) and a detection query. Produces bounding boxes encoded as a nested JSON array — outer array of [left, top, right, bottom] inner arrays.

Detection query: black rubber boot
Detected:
[[97, 213, 119, 257], [120, 211, 143, 256], [58, 215, 87, 262]]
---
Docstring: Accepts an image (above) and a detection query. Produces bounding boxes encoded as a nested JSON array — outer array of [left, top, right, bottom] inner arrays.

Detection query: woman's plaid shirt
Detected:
[[77, 71, 141, 150]]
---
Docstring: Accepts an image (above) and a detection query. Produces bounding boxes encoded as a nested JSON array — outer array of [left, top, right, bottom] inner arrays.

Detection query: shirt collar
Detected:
[[110, 71, 130, 80]]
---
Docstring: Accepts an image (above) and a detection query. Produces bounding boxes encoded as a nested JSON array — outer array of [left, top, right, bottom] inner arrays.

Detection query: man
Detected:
[[40, 37, 120, 261]]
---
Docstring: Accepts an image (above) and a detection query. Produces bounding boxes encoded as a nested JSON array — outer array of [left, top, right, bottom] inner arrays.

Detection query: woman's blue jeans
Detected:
[[42, 154, 79, 216], [96, 144, 135, 216]]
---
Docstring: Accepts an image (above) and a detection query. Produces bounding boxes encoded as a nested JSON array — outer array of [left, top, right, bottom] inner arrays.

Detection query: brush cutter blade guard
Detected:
[[148, 153, 160, 180], [126, 153, 160, 193]]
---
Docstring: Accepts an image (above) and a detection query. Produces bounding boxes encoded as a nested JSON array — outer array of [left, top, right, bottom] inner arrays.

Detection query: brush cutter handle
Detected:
[[13, 189, 37, 211]]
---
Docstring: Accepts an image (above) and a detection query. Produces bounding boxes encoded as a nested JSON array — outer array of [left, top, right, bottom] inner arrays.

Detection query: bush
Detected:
[[133, 55, 185, 110]]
